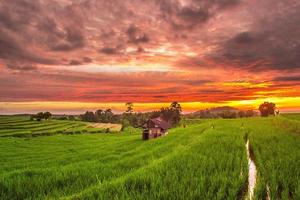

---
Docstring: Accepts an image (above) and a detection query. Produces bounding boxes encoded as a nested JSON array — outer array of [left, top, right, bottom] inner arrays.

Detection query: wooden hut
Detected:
[[142, 117, 171, 140]]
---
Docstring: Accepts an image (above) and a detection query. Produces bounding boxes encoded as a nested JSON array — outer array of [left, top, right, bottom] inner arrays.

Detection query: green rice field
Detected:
[[0, 117, 107, 138], [0, 115, 299, 199]]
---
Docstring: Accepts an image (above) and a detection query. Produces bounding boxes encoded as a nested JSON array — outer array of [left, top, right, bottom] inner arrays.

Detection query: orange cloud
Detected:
[[0, 0, 299, 114]]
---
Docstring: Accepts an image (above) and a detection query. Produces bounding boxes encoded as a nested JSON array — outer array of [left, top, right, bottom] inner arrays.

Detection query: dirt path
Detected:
[[246, 140, 257, 199]]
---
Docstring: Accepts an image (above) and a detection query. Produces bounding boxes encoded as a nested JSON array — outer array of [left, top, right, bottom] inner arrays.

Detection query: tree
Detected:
[[136, 112, 148, 127], [30, 112, 52, 121], [80, 111, 97, 122], [170, 101, 182, 113], [103, 109, 113, 123], [170, 102, 182, 125], [95, 109, 104, 122], [36, 112, 44, 121], [160, 102, 182, 126], [79, 109, 122, 124], [125, 102, 134, 114], [121, 118, 130, 130], [245, 110, 255, 117], [219, 110, 237, 119], [259, 102, 276, 117], [150, 110, 161, 119], [238, 111, 246, 118], [44, 111, 52, 120], [68, 115, 75, 120], [58, 116, 68, 120]]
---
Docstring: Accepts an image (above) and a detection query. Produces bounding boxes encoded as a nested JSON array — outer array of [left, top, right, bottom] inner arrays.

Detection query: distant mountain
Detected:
[[209, 106, 240, 113], [186, 106, 256, 119], [191, 106, 239, 115]]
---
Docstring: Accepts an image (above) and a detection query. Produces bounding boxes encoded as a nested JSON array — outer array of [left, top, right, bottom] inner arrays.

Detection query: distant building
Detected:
[[142, 117, 171, 140]]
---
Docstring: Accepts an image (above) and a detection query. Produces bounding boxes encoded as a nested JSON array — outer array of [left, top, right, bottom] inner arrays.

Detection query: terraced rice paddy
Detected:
[[242, 116, 300, 200], [0, 117, 109, 137], [0, 115, 299, 199]]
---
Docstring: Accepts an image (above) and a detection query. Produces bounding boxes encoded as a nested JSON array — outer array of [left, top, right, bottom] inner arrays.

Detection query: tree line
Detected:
[[80, 102, 182, 128], [186, 109, 257, 119], [29, 101, 278, 124]]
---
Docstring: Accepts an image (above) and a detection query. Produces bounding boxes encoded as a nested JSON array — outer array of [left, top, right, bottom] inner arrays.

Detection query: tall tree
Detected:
[[125, 102, 134, 114], [259, 102, 276, 117], [81, 111, 97, 122], [104, 109, 114, 122], [170, 101, 182, 125], [44, 111, 52, 120], [170, 101, 182, 113], [160, 102, 182, 126], [36, 112, 44, 121], [95, 109, 104, 122]]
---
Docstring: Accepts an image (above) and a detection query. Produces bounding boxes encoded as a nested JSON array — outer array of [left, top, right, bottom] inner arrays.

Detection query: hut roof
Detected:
[[143, 117, 171, 130]]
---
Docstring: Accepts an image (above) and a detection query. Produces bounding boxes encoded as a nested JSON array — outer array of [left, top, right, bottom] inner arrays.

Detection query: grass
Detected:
[[88, 123, 122, 132], [241, 117, 300, 200], [0, 117, 108, 137], [282, 113, 300, 121], [0, 116, 299, 199]]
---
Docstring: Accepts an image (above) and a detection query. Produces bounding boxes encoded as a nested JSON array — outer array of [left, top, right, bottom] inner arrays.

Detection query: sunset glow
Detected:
[[0, 0, 299, 114]]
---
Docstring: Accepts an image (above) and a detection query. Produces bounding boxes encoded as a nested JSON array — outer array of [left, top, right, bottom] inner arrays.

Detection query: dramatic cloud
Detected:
[[208, 0, 300, 71], [0, 0, 299, 112], [69, 60, 82, 66], [100, 46, 123, 55], [6, 63, 37, 71], [51, 27, 85, 51], [0, 28, 55, 65], [126, 25, 150, 44], [157, 0, 241, 29], [273, 76, 300, 82], [82, 57, 92, 63]]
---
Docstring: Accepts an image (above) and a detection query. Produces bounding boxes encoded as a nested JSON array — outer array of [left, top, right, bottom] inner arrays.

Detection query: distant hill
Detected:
[[190, 106, 239, 115], [204, 106, 239, 113], [186, 106, 256, 119]]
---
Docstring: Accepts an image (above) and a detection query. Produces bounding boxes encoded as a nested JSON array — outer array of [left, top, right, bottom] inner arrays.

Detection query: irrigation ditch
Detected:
[[243, 131, 272, 200], [246, 139, 257, 199]]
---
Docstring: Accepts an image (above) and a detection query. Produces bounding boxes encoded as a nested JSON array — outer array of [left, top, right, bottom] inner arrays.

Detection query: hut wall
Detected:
[[149, 127, 161, 134]]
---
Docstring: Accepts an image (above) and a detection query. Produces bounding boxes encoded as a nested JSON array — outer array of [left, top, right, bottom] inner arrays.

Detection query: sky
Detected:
[[0, 0, 299, 114]]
